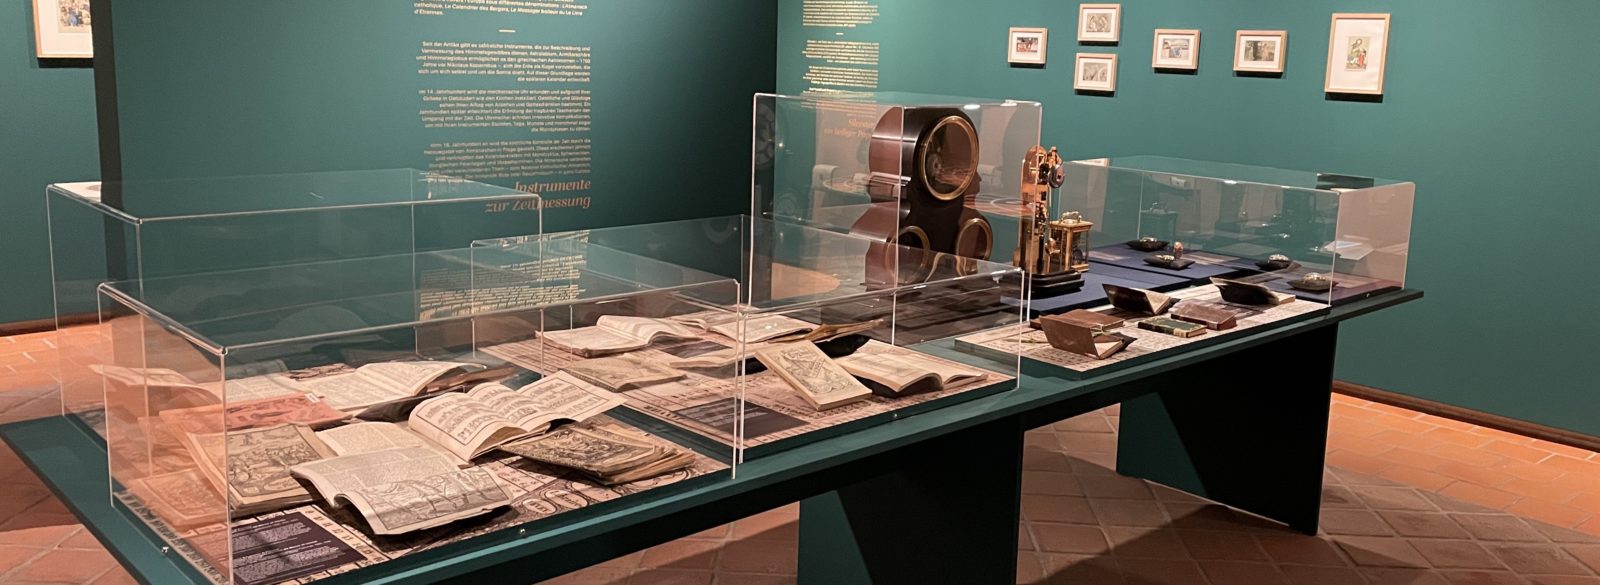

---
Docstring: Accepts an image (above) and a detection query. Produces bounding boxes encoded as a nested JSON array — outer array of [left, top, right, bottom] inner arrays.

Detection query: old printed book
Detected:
[[291, 447, 511, 535], [754, 342, 872, 410], [835, 348, 988, 397], [181, 424, 337, 516], [541, 316, 700, 357], [407, 372, 625, 463], [562, 355, 686, 391], [500, 424, 695, 485], [158, 393, 348, 435], [1039, 316, 1135, 359], [275, 361, 483, 411], [1103, 284, 1176, 315]]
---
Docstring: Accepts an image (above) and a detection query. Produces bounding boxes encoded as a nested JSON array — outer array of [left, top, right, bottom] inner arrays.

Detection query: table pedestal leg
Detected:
[[798, 418, 1023, 585], [1117, 325, 1338, 534]]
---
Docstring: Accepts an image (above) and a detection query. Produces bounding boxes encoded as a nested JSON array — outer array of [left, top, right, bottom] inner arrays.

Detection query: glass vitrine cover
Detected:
[[480, 215, 1027, 458], [1058, 156, 1414, 306], [46, 170, 541, 426], [752, 92, 1043, 285], [93, 241, 737, 585]]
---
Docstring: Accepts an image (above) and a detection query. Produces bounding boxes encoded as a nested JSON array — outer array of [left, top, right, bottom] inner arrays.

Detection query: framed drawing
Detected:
[[1074, 53, 1118, 92], [1234, 30, 1287, 73], [1009, 27, 1049, 65], [1152, 29, 1200, 70], [33, 0, 93, 58], [1325, 13, 1390, 94], [1077, 4, 1121, 43]]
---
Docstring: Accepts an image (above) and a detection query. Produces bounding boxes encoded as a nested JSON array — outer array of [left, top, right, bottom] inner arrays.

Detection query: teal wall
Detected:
[[99, 1, 775, 233], [779, 0, 1600, 436], [0, 2, 99, 324]]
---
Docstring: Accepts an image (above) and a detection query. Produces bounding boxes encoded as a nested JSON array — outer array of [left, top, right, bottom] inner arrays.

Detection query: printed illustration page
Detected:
[[291, 447, 510, 535], [513, 372, 626, 429], [407, 393, 523, 462], [316, 422, 431, 456], [289, 374, 413, 411], [541, 327, 646, 355]]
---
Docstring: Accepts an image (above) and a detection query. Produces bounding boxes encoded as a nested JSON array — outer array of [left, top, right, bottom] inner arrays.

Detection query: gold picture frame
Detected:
[[32, 0, 93, 59], [1234, 30, 1287, 73], [1077, 4, 1121, 43], [1152, 29, 1200, 70], [1074, 53, 1118, 92], [1324, 13, 1391, 95], [1008, 27, 1049, 65]]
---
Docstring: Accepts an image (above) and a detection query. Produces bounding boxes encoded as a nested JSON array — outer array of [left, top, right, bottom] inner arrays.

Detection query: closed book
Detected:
[[1137, 317, 1208, 338]]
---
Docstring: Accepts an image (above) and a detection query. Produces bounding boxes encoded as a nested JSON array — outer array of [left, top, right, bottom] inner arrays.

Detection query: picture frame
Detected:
[[1077, 4, 1121, 44], [32, 0, 93, 59], [1152, 29, 1200, 70], [1324, 13, 1390, 95], [1234, 30, 1287, 73], [1074, 53, 1118, 92], [1008, 27, 1049, 65]]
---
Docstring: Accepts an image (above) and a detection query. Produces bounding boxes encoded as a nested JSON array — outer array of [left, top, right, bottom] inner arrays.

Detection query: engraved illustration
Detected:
[[1085, 13, 1111, 33], [1081, 62, 1109, 83], [360, 469, 509, 533], [1346, 36, 1370, 70]]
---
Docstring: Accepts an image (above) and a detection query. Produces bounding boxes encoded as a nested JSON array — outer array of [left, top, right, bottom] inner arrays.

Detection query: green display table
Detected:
[[1, 290, 1420, 585]]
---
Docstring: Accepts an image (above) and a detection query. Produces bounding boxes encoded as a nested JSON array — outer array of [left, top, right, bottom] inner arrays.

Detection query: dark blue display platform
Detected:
[[1089, 245, 1253, 282], [1006, 263, 1190, 316]]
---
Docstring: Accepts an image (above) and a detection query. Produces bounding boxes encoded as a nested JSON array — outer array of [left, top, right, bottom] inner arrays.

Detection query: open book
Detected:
[[1103, 284, 1176, 315], [278, 361, 483, 411], [91, 365, 302, 411], [674, 312, 843, 344], [541, 316, 700, 357], [406, 372, 626, 463], [1211, 277, 1296, 306], [835, 350, 988, 397], [562, 355, 685, 391], [291, 447, 511, 535], [755, 342, 872, 410], [181, 424, 336, 516], [1038, 316, 1134, 359], [158, 393, 347, 435], [316, 421, 437, 456]]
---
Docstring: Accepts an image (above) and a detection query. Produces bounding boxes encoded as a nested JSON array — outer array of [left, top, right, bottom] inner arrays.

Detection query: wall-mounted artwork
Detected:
[[1152, 29, 1200, 70], [33, 0, 93, 58], [1074, 53, 1118, 92], [1078, 4, 1121, 43], [1009, 27, 1049, 65], [1325, 14, 1390, 94], [1234, 30, 1287, 73]]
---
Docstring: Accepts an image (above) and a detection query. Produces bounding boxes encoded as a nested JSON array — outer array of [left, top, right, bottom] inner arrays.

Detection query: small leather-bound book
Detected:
[[1038, 316, 1134, 360]]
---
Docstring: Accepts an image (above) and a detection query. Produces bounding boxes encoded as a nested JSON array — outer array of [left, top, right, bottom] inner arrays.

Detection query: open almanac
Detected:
[[406, 372, 625, 462]]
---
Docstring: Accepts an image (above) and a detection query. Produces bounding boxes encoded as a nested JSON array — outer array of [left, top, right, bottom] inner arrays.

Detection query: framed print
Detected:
[[1077, 4, 1121, 43], [1234, 30, 1287, 73], [1152, 29, 1200, 70], [1074, 53, 1118, 92], [32, 0, 93, 58], [1325, 13, 1390, 94], [1009, 27, 1049, 65]]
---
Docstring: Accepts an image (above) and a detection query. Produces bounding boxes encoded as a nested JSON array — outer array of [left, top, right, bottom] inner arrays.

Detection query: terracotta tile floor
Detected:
[[2, 327, 1600, 584]]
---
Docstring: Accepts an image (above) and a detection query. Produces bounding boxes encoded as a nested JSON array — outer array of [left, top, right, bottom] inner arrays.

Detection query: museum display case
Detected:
[[476, 215, 1027, 457], [45, 170, 541, 425], [1056, 156, 1414, 305], [92, 238, 738, 585], [952, 156, 1416, 379], [752, 92, 1043, 291]]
